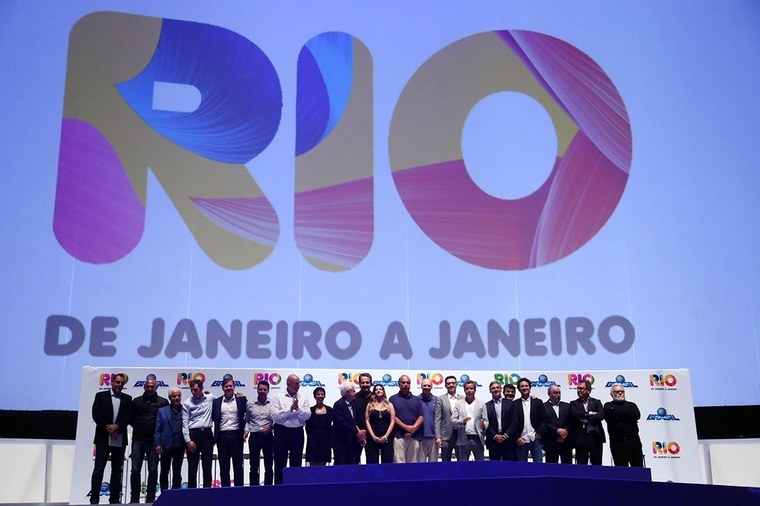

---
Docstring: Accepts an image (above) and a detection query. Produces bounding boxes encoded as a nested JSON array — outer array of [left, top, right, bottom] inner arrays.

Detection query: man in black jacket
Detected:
[[485, 381, 519, 461], [543, 385, 572, 464], [129, 376, 168, 502], [569, 379, 606, 465], [212, 377, 247, 486], [515, 378, 548, 463], [90, 373, 132, 504], [603, 383, 643, 467]]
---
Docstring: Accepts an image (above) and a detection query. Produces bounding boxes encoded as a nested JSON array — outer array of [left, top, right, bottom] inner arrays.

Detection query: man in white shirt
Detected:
[[212, 377, 247, 486], [451, 380, 488, 461], [270, 374, 311, 484]]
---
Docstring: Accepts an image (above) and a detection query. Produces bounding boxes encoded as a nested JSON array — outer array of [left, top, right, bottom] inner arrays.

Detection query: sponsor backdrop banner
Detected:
[[72, 366, 699, 503]]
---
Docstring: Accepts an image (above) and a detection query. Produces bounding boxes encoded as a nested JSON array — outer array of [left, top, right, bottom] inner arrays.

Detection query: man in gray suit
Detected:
[[434, 375, 462, 461]]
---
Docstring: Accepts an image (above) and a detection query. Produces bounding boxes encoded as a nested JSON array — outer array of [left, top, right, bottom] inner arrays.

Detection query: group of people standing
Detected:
[[88, 373, 643, 504]]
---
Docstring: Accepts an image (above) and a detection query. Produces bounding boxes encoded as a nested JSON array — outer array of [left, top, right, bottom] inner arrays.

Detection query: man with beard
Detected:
[[603, 384, 643, 467], [515, 378, 548, 463], [244, 381, 275, 485], [129, 376, 168, 502], [353, 373, 372, 463]]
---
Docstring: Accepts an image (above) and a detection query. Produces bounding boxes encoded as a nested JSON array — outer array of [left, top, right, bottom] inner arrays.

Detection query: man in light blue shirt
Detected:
[[418, 378, 438, 462], [182, 379, 215, 488]]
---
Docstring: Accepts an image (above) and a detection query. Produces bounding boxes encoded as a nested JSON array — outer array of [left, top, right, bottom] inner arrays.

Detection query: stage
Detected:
[[147, 461, 760, 505]]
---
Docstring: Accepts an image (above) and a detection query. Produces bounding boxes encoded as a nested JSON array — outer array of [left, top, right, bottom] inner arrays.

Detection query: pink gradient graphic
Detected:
[[190, 197, 279, 247], [294, 176, 374, 267], [54, 118, 145, 263], [498, 30, 631, 173]]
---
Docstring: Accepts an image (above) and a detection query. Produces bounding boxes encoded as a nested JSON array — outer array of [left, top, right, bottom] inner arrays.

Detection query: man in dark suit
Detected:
[[434, 375, 462, 461], [90, 373, 132, 504], [569, 379, 606, 465], [543, 385, 573, 464], [515, 378, 548, 463], [153, 388, 185, 492], [485, 381, 519, 461], [331, 382, 364, 464], [212, 377, 247, 486]]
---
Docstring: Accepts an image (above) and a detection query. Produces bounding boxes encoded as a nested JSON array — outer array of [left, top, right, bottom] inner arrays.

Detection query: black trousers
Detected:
[[129, 439, 159, 502], [575, 433, 603, 465], [216, 430, 244, 486], [273, 425, 304, 485], [248, 432, 274, 485], [90, 443, 126, 504], [611, 438, 644, 467], [544, 442, 573, 464], [186, 428, 214, 488], [158, 446, 185, 491], [365, 438, 394, 464], [488, 441, 517, 461]]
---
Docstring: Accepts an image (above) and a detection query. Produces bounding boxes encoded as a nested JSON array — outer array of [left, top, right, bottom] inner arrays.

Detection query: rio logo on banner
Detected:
[[55, 11, 631, 273]]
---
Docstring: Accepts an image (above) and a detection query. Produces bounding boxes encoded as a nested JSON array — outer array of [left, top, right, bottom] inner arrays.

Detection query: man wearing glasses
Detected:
[[603, 384, 643, 467], [569, 379, 606, 465]]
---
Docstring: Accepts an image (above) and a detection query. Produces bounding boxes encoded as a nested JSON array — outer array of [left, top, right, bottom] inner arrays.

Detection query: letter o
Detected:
[[389, 30, 631, 270]]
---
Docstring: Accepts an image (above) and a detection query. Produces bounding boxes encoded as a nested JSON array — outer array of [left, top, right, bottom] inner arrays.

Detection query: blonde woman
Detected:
[[365, 385, 395, 464]]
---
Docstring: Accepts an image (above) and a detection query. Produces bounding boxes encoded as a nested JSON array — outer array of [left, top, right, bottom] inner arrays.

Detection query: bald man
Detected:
[[270, 374, 311, 484]]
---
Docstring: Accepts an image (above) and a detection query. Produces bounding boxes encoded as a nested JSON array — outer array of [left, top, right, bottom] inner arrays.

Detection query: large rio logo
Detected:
[[55, 12, 631, 272]]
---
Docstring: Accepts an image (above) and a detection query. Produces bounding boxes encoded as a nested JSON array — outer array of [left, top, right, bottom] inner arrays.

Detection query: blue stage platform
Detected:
[[153, 461, 760, 506]]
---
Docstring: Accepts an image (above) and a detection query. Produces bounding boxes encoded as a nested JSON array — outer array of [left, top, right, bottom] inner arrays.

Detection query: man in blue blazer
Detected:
[[212, 377, 247, 486], [90, 373, 132, 504], [153, 388, 185, 492]]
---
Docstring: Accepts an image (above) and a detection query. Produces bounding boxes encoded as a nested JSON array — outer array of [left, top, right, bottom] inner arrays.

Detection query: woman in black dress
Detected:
[[305, 386, 333, 466], [365, 385, 396, 464]]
